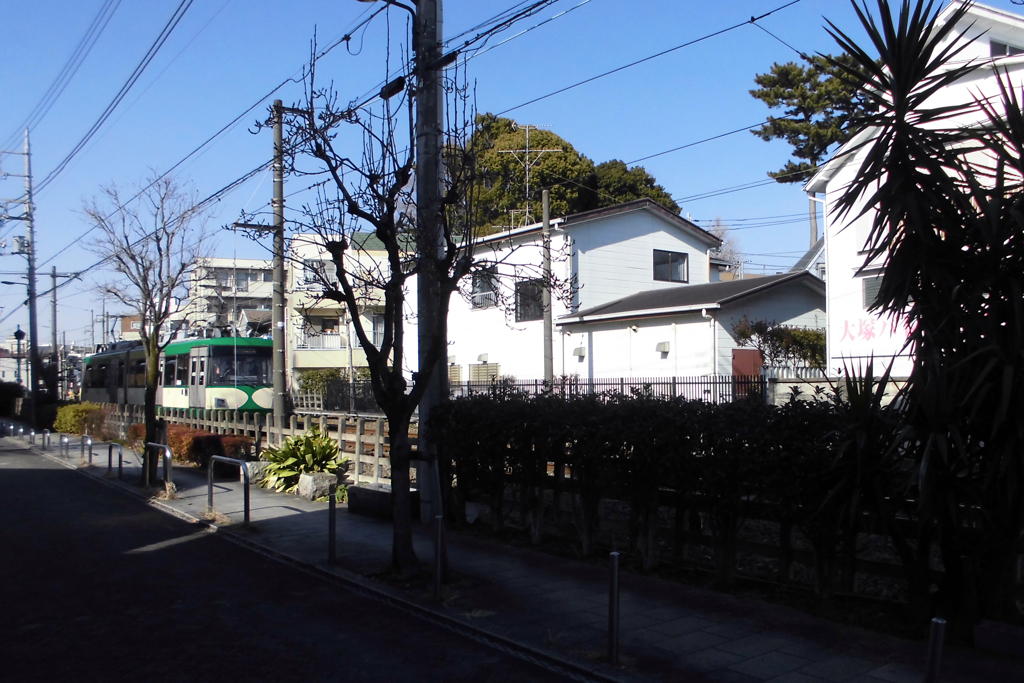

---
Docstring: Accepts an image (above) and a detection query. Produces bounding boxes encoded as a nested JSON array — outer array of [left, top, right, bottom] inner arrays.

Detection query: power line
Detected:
[[36, 0, 195, 194], [494, 0, 804, 116], [0, 0, 122, 151]]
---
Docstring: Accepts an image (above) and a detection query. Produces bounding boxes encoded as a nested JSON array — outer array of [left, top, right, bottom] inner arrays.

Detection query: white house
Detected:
[[806, 0, 1024, 376], [558, 272, 825, 380], [447, 199, 743, 381], [177, 257, 274, 336]]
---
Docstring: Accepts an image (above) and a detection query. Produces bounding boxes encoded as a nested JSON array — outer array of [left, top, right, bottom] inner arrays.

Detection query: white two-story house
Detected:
[[447, 198, 826, 382], [806, 0, 1024, 376]]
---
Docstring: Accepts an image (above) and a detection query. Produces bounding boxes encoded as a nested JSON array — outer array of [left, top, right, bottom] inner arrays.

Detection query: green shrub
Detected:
[[54, 402, 108, 435], [260, 425, 348, 493], [298, 368, 343, 394]]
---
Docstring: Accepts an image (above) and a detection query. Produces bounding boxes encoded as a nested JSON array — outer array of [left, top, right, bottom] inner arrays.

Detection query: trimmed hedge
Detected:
[[54, 402, 110, 436]]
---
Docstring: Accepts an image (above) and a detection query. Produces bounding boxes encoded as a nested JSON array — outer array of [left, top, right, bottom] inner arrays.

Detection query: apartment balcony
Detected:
[[295, 331, 346, 350]]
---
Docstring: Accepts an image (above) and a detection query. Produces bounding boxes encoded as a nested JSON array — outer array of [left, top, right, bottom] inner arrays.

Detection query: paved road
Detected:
[[0, 441, 569, 683]]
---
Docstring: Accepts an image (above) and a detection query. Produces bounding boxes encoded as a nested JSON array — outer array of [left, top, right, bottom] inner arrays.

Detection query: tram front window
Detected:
[[209, 347, 271, 385]]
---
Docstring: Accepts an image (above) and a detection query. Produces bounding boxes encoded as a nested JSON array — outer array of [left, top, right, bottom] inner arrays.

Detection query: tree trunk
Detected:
[[388, 418, 420, 578], [142, 346, 161, 485]]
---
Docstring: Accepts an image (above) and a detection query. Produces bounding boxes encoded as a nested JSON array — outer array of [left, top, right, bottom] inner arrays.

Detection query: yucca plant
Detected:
[[260, 426, 347, 494], [828, 0, 1024, 635]]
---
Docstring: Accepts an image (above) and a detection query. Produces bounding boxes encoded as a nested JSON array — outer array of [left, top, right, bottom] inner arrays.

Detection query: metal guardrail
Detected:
[[207, 456, 250, 525], [59, 434, 70, 458], [81, 436, 93, 464], [143, 442, 174, 490], [108, 443, 124, 479]]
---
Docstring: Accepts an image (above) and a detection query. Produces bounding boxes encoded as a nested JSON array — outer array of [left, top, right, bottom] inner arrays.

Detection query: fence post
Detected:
[[353, 418, 365, 487], [373, 419, 383, 486], [328, 483, 337, 565]]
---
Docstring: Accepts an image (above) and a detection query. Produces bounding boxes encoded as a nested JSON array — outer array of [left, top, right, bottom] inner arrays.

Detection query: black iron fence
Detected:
[[449, 375, 767, 403]]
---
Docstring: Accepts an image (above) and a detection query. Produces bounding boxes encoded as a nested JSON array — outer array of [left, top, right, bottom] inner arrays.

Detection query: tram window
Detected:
[[163, 358, 175, 386], [190, 359, 197, 385], [199, 359, 205, 386], [175, 356, 188, 385], [130, 358, 146, 387]]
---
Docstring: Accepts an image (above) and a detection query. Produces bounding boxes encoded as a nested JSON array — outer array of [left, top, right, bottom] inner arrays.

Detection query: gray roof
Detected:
[[560, 272, 824, 323]]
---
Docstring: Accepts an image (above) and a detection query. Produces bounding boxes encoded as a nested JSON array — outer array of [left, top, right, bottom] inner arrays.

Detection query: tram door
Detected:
[[188, 346, 207, 409]]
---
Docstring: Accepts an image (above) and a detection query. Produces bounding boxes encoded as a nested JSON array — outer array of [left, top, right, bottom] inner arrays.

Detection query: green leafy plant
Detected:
[[260, 426, 347, 494]]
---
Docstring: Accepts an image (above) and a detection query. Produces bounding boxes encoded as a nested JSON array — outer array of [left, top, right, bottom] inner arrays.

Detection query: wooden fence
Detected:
[[100, 403, 416, 488]]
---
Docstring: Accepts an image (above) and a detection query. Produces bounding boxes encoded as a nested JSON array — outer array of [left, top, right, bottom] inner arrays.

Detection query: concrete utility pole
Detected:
[[808, 192, 819, 248], [235, 101, 289, 441], [415, 0, 445, 523], [272, 100, 287, 433], [49, 268, 78, 400], [542, 189, 553, 387]]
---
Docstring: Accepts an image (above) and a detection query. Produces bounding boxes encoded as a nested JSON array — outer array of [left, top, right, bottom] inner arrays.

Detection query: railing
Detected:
[[208, 455, 250, 524], [294, 331, 346, 350], [449, 375, 769, 404]]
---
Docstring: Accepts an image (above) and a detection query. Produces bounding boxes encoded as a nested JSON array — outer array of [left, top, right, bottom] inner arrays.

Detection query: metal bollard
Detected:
[[328, 484, 337, 565], [108, 443, 124, 479], [60, 434, 70, 458], [42, 429, 50, 450], [435, 515, 445, 600], [207, 455, 250, 524], [609, 551, 620, 666], [923, 617, 946, 683], [144, 443, 174, 490], [81, 436, 93, 464], [18, 426, 24, 439], [29, 429, 35, 444]]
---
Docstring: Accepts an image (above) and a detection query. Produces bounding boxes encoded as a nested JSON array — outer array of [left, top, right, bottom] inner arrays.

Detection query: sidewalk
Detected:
[[16, 432, 1024, 683]]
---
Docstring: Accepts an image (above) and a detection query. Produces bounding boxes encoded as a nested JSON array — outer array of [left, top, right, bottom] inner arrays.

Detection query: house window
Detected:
[[131, 321, 142, 330], [216, 271, 230, 288], [372, 315, 385, 347], [991, 41, 1024, 57], [472, 266, 497, 309], [862, 275, 884, 309], [653, 249, 688, 283], [470, 363, 500, 383], [262, 271, 273, 282], [515, 279, 543, 322]]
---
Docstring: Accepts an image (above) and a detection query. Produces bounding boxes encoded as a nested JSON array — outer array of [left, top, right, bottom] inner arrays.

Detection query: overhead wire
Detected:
[[494, 0, 804, 116], [0, 0, 122, 150], [36, 0, 196, 194]]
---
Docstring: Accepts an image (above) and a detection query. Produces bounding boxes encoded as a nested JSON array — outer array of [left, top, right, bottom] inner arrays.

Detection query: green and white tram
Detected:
[[82, 337, 273, 412]]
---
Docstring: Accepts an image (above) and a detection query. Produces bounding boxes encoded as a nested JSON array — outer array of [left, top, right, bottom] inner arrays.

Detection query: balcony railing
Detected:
[[295, 332, 346, 350]]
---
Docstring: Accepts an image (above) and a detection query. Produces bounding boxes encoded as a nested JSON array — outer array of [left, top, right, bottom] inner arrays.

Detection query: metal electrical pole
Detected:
[[51, 267, 58, 400], [415, 0, 445, 523], [542, 189, 553, 387]]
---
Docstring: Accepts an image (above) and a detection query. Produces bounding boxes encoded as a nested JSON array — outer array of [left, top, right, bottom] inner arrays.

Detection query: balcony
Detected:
[[295, 331, 346, 350]]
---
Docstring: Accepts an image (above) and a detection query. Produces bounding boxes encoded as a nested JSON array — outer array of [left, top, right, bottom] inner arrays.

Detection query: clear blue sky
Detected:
[[1, 0, 1020, 346]]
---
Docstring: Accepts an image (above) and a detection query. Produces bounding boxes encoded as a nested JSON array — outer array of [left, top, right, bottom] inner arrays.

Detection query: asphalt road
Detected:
[[0, 440, 568, 682]]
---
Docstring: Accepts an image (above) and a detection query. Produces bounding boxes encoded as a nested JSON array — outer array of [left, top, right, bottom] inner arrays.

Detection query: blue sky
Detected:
[[1, 0, 1020, 345]]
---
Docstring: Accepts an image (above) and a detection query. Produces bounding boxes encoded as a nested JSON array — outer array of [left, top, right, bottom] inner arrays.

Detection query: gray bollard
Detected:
[[42, 429, 50, 450], [609, 551, 620, 666], [60, 434, 70, 458], [108, 443, 124, 479], [81, 436, 93, 464], [29, 429, 35, 444], [435, 515, 445, 601], [328, 484, 337, 565], [923, 617, 946, 683]]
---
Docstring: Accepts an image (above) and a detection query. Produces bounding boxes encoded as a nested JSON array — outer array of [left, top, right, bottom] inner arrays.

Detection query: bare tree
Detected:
[[85, 175, 210, 485], [708, 217, 741, 272], [247, 41, 572, 575]]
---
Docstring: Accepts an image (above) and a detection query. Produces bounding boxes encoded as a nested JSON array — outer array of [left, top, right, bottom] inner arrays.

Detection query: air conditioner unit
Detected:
[[572, 346, 586, 358], [477, 353, 488, 363], [656, 342, 670, 354]]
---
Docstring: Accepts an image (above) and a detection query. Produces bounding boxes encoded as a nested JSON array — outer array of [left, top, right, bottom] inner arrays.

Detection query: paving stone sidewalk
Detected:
[[18, 433, 1024, 683]]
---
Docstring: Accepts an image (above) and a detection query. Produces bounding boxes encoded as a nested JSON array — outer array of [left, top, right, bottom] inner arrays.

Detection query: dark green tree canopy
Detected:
[[470, 115, 680, 234], [594, 160, 680, 214], [750, 53, 871, 184]]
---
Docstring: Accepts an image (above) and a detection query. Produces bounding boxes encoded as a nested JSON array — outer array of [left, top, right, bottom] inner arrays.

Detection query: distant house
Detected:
[[177, 257, 274, 336], [805, 0, 1024, 376], [447, 199, 737, 381], [557, 272, 825, 379]]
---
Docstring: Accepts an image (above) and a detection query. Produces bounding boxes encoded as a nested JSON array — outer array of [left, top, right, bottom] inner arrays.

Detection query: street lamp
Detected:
[[14, 325, 25, 385]]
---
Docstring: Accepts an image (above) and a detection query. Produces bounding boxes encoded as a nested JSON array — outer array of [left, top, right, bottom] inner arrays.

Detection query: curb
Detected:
[[29, 443, 635, 683]]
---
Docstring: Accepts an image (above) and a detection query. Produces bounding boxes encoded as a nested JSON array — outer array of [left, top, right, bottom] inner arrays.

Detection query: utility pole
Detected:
[[90, 309, 95, 350], [542, 189, 553, 387], [234, 99, 289, 440], [272, 100, 286, 434], [1, 131, 42, 425], [415, 0, 445, 524], [49, 268, 77, 400]]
